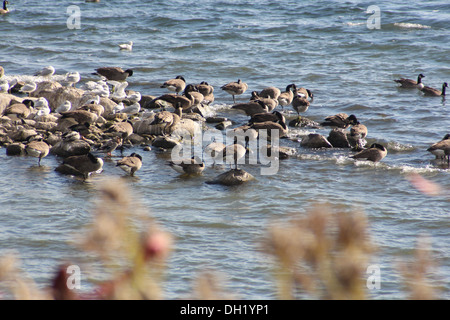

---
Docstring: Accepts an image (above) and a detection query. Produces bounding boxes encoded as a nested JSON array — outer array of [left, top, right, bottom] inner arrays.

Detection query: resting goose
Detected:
[[167, 157, 205, 175], [321, 113, 358, 129], [232, 99, 268, 117], [221, 79, 248, 104], [93, 67, 133, 81], [394, 74, 425, 89], [250, 91, 279, 112], [420, 82, 448, 97], [150, 103, 182, 135], [258, 86, 281, 100], [196, 81, 214, 105], [249, 110, 286, 125], [350, 143, 387, 162], [161, 75, 186, 95], [55, 152, 104, 181], [349, 121, 368, 150]]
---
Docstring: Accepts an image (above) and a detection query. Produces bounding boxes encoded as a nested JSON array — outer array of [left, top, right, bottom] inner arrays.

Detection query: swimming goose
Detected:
[[221, 79, 248, 104], [93, 67, 133, 81], [116, 153, 142, 176], [259, 86, 281, 100], [321, 113, 358, 129], [167, 156, 205, 175], [19, 81, 37, 96], [0, 1, 9, 14], [350, 143, 387, 162], [55, 152, 104, 181], [394, 74, 425, 89], [160, 75, 186, 95], [427, 134, 450, 165], [232, 99, 268, 117], [35, 66, 55, 78], [25, 138, 50, 166], [150, 103, 182, 135], [420, 82, 448, 97], [118, 41, 133, 51], [277, 84, 296, 109]]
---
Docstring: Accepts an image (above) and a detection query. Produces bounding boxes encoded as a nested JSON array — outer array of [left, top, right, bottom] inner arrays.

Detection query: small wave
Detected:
[[344, 22, 366, 27], [393, 22, 431, 29]]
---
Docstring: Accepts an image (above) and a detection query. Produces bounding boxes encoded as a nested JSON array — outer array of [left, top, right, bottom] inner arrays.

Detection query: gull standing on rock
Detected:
[[66, 72, 81, 87], [35, 66, 55, 79]]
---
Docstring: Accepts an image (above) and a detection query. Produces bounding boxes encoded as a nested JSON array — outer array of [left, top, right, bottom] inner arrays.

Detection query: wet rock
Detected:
[[215, 120, 233, 130], [206, 169, 254, 186], [152, 136, 180, 149], [289, 116, 320, 128]]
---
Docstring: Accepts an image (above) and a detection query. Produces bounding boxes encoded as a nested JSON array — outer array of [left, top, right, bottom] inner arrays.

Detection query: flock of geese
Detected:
[[0, 63, 449, 185]]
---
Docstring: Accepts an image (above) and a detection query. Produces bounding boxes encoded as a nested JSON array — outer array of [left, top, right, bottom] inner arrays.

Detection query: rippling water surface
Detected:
[[0, 0, 449, 299]]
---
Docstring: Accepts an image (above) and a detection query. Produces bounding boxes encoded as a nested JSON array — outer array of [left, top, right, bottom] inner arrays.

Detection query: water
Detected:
[[0, 0, 449, 299]]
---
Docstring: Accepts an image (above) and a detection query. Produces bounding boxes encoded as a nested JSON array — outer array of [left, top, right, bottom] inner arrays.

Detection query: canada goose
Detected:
[[259, 86, 281, 100], [427, 134, 450, 165], [151, 92, 193, 110], [55, 100, 72, 114], [420, 82, 448, 97], [250, 120, 289, 138], [249, 110, 286, 125], [167, 156, 205, 175], [116, 153, 142, 176], [350, 143, 387, 162], [93, 67, 133, 81], [55, 152, 104, 181], [161, 75, 186, 95], [232, 100, 268, 117], [250, 91, 279, 112], [292, 94, 310, 115], [106, 119, 134, 139], [183, 84, 205, 107], [118, 41, 133, 51], [196, 81, 214, 105], [221, 79, 248, 104], [4, 101, 33, 118], [321, 113, 358, 129], [79, 103, 104, 117], [19, 81, 37, 96], [394, 74, 425, 89], [35, 66, 55, 78], [60, 109, 98, 125], [232, 125, 259, 149], [277, 84, 296, 109], [99, 135, 123, 157], [0, 1, 9, 14], [150, 103, 182, 135], [25, 138, 50, 166], [296, 87, 313, 100], [349, 121, 368, 150], [204, 141, 226, 166], [222, 143, 247, 170]]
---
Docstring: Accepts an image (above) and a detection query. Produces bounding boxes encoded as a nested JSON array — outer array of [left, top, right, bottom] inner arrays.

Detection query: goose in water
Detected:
[[0, 1, 9, 14], [118, 41, 133, 51], [427, 134, 450, 166], [25, 137, 50, 166], [167, 156, 205, 175], [160, 75, 186, 95], [420, 82, 448, 97], [55, 152, 104, 181], [116, 153, 143, 176], [350, 143, 387, 163], [204, 141, 226, 167], [394, 74, 425, 89], [321, 113, 358, 129], [221, 79, 248, 104], [93, 67, 133, 81]]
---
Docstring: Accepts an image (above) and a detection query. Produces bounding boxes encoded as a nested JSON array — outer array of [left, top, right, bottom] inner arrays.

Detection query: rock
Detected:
[[289, 116, 320, 128], [6, 143, 26, 156], [152, 136, 180, 149], [215, 120, 233, 130]]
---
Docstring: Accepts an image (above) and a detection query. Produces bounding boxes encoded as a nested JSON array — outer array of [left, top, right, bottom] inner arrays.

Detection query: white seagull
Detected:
[[65, 72, 81, 87], [35, 66, 55, 78], [118, 41, 133, 51]]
